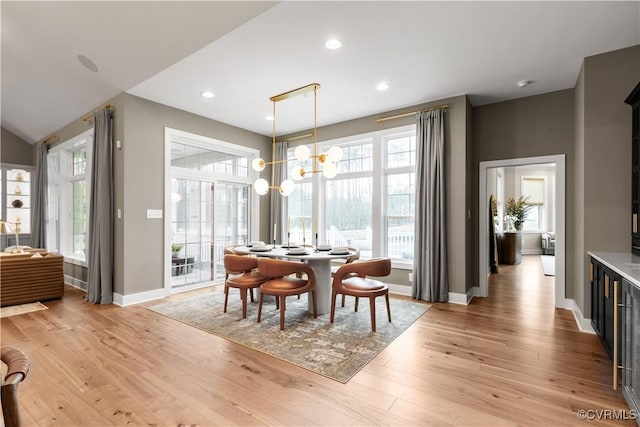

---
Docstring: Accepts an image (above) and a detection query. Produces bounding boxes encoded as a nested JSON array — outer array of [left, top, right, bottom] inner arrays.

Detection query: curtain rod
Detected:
[[277, 133, 313, 144], [40, 134, 60, 145], [82, 104, 114, 122], [376, 104, 448, 123]]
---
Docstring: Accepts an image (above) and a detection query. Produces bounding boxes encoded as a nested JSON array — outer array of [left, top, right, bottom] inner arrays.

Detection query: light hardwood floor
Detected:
[[1, 255, 633, 426]]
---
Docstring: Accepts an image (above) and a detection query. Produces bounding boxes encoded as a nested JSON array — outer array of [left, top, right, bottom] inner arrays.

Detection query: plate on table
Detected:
[[317, 244, 332, 251], [330, 247, 350, 255], [246, 241, 265, 248], [250, 246, 271, 252], [287, 248, 308, 255], [280, 242, 299, 249]]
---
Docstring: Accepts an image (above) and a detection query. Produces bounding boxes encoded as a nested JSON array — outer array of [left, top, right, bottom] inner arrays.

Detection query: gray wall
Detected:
[[47, 93, 270, 297], [473, 89, 576, 293], [1, 127, 34, 166], [284, 95, 472, 293], [574, 64, 585, 311], [120, 94, 270, 296], [579, 44, 640, 317]]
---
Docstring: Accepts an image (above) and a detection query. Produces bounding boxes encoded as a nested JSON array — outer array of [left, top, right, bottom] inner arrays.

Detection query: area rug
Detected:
[[0, 301, 48, 318], [148, 291, 430, 383], [541, 255, 555, 276]]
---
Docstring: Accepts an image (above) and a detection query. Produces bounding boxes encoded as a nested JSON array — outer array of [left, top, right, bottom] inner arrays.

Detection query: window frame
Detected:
[[47, 128, 94, 264], [520, 175, 545, 232], [287, 124, 416, 269]]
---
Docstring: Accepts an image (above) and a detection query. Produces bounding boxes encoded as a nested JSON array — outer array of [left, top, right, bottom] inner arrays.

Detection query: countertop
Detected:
[[589, 251, 640, 287]]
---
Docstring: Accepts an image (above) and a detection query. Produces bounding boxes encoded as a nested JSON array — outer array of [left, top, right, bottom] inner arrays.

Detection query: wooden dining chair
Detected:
[[1, 346, 30, 427], [223, 254, 268, 319], [256, 258, 317, 330], [330, 247, 360, 307], [330, 258, 392, 332]]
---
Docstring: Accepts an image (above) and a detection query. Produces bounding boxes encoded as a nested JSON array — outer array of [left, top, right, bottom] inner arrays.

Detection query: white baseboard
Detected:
[[448, 289, 474, 305], [64, 275, 87, 291], [389, 283, 411, 296], [113, 287, 169, 307], [522, 249, 543, 255], [567, 298, 595, 334]]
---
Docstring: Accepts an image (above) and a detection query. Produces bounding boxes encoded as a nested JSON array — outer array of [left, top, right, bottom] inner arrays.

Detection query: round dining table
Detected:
[[233, 245, 359, 315]]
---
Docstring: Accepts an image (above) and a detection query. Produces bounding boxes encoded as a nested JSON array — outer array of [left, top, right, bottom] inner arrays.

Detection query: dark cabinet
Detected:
[[590, 257, 623, 388], [626, 81, 640, 255]]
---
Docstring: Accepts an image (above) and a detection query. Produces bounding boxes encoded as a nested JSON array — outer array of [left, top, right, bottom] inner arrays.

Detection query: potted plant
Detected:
[[505, 196, 533, 231], [171, 243, 183, 257]]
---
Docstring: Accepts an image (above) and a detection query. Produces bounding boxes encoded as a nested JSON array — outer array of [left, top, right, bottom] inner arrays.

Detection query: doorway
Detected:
[[479, 154, 567, 308]]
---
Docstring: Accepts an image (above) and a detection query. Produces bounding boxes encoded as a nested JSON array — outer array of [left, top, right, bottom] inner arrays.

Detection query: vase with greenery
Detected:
[[171, 243, 183, 256], [504, 196, 533, 231]]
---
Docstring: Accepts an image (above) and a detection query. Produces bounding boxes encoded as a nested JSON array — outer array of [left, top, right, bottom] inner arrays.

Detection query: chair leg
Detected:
[[369, 296, 377, 332], [223, 285, 229, 313], [240, 288, 248, 319], [355, 296, 359, 312], [249, 288, 255, 303], [385, 293, 391, 322], [310, 290, 317, 318], [330, 291, 337, 323], [275, 296, 280, 310], [257, 293, 264, 323], [341, 294, 346, 307], [279, 296, 286, 330]]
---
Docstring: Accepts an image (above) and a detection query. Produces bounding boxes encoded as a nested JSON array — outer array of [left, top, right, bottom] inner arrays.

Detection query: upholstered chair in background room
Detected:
[[1, 346, 30, 427], [256, 258, 317, 330], [223, 254, 268, 319], [330, 258, 392, 332]]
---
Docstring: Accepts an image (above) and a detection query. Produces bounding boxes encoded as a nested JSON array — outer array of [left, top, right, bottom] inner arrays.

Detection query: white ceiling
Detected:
[[2, 1, 639, 144]]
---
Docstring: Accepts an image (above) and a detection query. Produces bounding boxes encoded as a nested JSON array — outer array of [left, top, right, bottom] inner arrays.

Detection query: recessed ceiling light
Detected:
[[325, 39, 342, 50], [77, 54, 98, 72], [516, 80, 531, 88], [265, 115, 274, 121], [376, 82, 390, 91], [201, 90, 215, 98]]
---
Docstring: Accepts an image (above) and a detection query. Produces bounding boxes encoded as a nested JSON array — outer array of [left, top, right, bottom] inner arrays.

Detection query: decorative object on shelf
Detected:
[[0, 220, 23, 253], [504, 196, 533, 231], [13, 186, 21, 195], [252, 83, 343, 196], [12, 171, 24, 181], [171, 243, 183, 257], [11, 200, 23, 208]]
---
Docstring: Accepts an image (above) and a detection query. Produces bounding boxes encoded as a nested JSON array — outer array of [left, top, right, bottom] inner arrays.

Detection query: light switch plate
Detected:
[[147, 209, 163, 219]]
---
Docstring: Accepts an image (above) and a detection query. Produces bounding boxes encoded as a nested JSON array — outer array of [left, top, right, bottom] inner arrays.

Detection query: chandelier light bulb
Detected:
[[327, 146, 343, 162], [295, 145, 311, 161], [279, 179, 295, 196], [291, 167, 306, 181], [254, 178, 269, 195], [322, 162, 338, 179], [252, 158, 266, 172]]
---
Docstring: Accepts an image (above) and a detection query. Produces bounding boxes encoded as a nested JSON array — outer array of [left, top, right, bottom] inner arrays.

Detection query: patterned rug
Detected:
[[0, 301, 48, 318], [148, 290, 430, 383]]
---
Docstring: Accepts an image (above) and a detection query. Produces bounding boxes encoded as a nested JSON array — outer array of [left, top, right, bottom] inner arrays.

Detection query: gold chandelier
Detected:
[[252, 83, 343, 196]]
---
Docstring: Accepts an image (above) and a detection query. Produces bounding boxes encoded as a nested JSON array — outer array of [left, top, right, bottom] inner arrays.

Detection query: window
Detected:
[[47, 129, 93, 261], [521, 177, 544, 231], [287, 125, 416, 266]]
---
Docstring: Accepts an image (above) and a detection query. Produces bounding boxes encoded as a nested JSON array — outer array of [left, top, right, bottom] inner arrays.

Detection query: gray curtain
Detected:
[[86, 108, 114, 304], [412, 108, 449, 302], [270, 141, 288, 243], [30, 142, 48, 248]]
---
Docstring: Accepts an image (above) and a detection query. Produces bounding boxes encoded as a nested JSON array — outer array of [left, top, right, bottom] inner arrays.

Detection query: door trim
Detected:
[[478, 154, 567, 308]]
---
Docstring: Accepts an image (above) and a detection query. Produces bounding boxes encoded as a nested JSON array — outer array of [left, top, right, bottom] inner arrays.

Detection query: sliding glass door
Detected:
[[166, 128, 259, 292]]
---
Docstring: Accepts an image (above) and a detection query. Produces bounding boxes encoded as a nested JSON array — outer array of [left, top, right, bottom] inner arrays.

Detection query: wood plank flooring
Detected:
[[1, 255, 633, 426]]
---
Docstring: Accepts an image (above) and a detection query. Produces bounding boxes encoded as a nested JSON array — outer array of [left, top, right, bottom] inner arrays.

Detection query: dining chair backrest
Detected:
[[333, 258, 391, 283], [257, 258, 315, 284], [224, 254, 258, 275]]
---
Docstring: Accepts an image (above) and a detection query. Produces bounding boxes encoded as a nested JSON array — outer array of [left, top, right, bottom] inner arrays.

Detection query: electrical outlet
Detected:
[[408, 272, 413, 282]]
